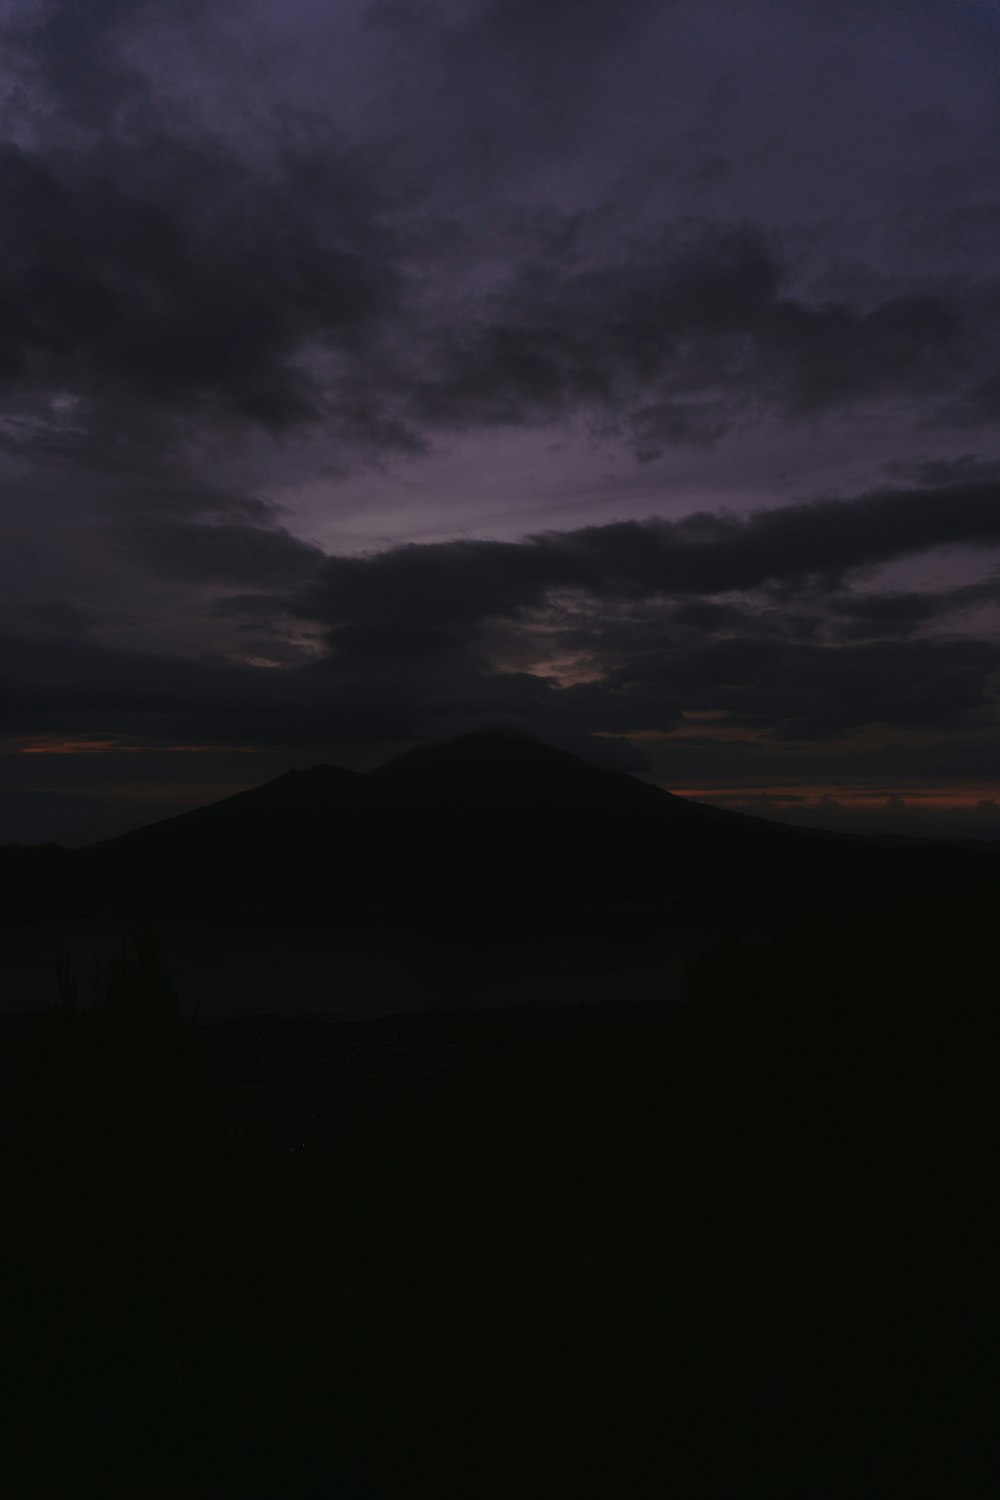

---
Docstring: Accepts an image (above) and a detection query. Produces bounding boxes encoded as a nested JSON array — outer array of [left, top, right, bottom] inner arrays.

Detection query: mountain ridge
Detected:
[[1, 733, 996, 924]]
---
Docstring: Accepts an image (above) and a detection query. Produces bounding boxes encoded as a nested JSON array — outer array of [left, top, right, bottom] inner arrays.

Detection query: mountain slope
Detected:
[[86, 764, 368, 916]]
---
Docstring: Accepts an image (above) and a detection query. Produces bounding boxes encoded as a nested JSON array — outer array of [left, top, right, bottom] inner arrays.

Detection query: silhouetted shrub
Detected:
[[57, 924, 179, 1033]]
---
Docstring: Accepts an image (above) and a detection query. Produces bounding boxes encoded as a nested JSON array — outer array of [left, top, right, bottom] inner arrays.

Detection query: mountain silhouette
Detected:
[[2, 731, 996, 924]]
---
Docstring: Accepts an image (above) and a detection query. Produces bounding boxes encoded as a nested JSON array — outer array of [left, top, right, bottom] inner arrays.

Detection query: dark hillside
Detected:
[[86, 765, 368, 918]]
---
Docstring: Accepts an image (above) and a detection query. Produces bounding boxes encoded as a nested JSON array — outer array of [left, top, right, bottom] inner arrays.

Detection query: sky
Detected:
[[2, 0, 1000, 844]]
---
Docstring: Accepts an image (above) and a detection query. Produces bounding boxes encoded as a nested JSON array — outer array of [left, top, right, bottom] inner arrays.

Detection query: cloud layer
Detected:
[[2, 0, 1000, 839]]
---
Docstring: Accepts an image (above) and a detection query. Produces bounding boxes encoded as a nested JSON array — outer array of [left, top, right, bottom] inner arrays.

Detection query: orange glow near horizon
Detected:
[[7, 737, 999, 815], [670, 784, 1000, 811], [12, 738, 263, 756], [611, 720, 1000, 753]]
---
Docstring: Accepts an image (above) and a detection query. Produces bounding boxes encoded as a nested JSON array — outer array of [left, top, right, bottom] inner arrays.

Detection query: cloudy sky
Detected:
[[2, 0, 1000, 843]]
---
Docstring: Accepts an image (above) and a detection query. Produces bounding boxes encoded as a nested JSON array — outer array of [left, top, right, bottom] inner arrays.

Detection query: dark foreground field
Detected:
[[1, 890, 998, 1498], [0, 912, 708, 1019]]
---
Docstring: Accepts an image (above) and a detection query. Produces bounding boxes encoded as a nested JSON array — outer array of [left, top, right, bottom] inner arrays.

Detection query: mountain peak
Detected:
[[446, 728, 574, 756], [372, 729, 587, 781]]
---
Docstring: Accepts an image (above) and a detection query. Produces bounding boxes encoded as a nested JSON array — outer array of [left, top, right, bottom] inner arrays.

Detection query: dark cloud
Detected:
[[206, 481, 1000, 746], [0, 626, 392, 747], [0, 614, 617, 769], [285, 479, 1000, 643], [16, 600, 112, 636], [445, 0, 662, 145], [828, 576, 1000, 638], [3, 0, 151, 129], [948, 371, 1000, 429], [406, 230, 964, 453], [0, 0, 995, 480], [0, 2, 979, 474], [369, 0, 664, 191], [251, 479, 999, 754], [1, 126, 966, 470], [17, 597, 987, 760], [115, 518, 326, 588], [0, 136, 397, 434], [3, 0, 1000, 842], [884, 455, 1000, 488], [460, 0, 659, 65], [827, 591, 945, 638], [598, 634, 998, 738]]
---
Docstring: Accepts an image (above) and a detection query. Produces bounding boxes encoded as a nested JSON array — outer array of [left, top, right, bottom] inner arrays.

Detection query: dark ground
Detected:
[[0, 911, 714, 1019], [1, 889, 998, 1497]]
